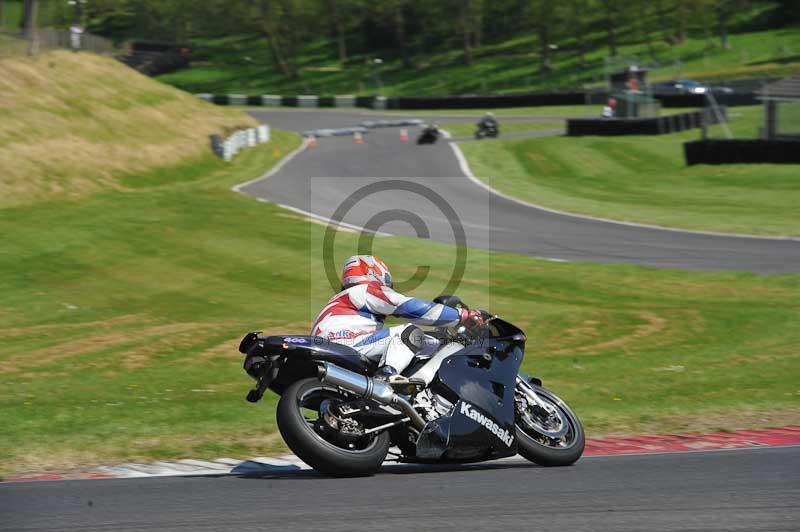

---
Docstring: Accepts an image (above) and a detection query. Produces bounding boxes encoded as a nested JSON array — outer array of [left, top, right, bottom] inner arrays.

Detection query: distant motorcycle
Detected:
[[417, 125, 440, 145], [475, 122, 499, 139], [239, 295, 584, 477]]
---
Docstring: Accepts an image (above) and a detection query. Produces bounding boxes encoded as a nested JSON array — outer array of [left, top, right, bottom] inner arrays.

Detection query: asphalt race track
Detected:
[[243, 109, 800, 273], [2, 447, 798, 532]]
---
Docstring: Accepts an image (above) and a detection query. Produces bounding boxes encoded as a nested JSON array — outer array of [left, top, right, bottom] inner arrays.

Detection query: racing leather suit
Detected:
[[311, 282, 461, 374]]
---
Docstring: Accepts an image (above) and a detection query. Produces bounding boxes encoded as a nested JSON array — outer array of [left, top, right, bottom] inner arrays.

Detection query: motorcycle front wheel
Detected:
[[276, 377, 390, 477], [514, 383, 585, 466]]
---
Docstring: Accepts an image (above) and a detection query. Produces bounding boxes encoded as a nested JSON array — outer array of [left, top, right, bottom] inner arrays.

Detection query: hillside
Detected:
[[0, 49, 256, 207], [160, 15, 800, 96]]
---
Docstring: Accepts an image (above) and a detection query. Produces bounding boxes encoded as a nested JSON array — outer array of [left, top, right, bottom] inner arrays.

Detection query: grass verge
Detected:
[[459, 105, 800, 236]]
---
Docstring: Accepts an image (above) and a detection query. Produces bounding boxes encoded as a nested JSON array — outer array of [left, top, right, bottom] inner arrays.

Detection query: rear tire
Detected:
[[515, 385, 585, 467], [276, 378, 390, 477]]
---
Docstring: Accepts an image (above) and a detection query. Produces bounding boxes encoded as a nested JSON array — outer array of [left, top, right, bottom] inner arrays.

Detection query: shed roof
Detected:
[[758, 75, 800, 100]]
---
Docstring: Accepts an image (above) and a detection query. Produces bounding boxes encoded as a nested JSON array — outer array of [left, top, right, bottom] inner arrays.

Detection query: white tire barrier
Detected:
[[228, 94, 247, 106], [210, 125, 270, 161], [335, 95, 356, 107], [261, 94, 282, 106], [297, 95, 319, 108]]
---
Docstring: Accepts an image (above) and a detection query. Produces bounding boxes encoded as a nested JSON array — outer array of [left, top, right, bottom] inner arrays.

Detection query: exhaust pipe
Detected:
[[317, 362, 426, 431]]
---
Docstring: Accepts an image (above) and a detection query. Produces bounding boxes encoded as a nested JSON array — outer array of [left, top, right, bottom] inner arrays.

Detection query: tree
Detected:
[[328, 0, 348, 64], [459, 0, 474, 65], [537, 1, 556, 72], [568, 0, 594, 68], [599, 0, 618, 57], [390, 0, 411, 68], [25, 0, 39, 54], [636, 0, 658, 60], [256, 0, 294, 77], [471, 0, 483, 49], [716, 0, 736, 49]]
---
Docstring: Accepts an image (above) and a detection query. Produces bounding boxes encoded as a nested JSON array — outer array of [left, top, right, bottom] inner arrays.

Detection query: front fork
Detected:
[[515, 375, 557, 415]]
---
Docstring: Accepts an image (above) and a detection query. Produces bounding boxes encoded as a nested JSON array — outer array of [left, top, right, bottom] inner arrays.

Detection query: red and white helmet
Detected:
[[341, 255, 393, 289]]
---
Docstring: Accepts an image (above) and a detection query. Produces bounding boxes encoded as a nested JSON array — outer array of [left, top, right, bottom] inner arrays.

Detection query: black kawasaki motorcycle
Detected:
[[239, 296, 584, 477]]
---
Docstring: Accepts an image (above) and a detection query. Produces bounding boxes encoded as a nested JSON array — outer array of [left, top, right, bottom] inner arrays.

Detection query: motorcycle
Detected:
[[475, 122, 500, 139], [239, 295, 584, 477], [416, 126, 440, 145]]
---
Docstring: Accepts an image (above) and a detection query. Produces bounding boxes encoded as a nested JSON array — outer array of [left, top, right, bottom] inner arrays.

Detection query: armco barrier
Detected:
[[388, 91, 608, 109], [195, 90, 758, 110], [301, 126, 367, 138], [197, 92, 608, 109], [567, 108, 727, 136], [684, 139, 800, 165], [359, 119, 423, 129], [210, 125, 270, 161], [355, 96, 374, 108]]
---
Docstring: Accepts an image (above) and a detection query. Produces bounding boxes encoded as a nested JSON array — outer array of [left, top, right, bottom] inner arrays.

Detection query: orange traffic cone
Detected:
[[353, 131, 364, 145], [399, 128, 409, 142], [307, 134, 318, 147]]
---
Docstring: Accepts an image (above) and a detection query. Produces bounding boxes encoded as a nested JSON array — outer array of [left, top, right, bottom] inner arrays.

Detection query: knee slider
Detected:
[[401, 325, 425, 354]]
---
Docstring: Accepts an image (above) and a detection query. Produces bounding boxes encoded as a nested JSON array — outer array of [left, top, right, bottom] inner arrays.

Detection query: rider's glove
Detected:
[[458, 308, 485, 334]]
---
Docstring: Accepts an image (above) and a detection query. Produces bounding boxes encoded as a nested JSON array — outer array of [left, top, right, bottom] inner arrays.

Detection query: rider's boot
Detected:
[[375, 365, 424, 394]]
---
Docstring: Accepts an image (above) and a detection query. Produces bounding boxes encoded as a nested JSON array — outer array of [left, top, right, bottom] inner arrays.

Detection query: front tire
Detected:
[[515, 384, 585, 466], [276, 377, 390, 477]]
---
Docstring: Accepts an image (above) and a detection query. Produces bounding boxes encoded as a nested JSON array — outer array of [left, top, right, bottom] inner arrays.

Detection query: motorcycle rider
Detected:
[[477, 112, 498, 133], [311, 255, 484, 385]]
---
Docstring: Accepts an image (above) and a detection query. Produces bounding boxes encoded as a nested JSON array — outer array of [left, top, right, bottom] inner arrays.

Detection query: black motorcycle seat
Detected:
[[279, 335, 358, 352], [262, 334, 378, 374]]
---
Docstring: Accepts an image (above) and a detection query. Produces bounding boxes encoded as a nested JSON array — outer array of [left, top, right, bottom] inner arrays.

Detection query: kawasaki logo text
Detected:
[[460, 401, 514, 447]]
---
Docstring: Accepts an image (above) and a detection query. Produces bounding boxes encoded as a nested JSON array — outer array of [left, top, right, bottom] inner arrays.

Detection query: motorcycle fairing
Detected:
[[415, 340, 523, 462]]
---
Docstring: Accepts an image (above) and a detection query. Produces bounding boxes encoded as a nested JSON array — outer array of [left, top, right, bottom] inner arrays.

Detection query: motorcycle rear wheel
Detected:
[[515, 384, 585, 466], [276, 377, 390, 477]]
